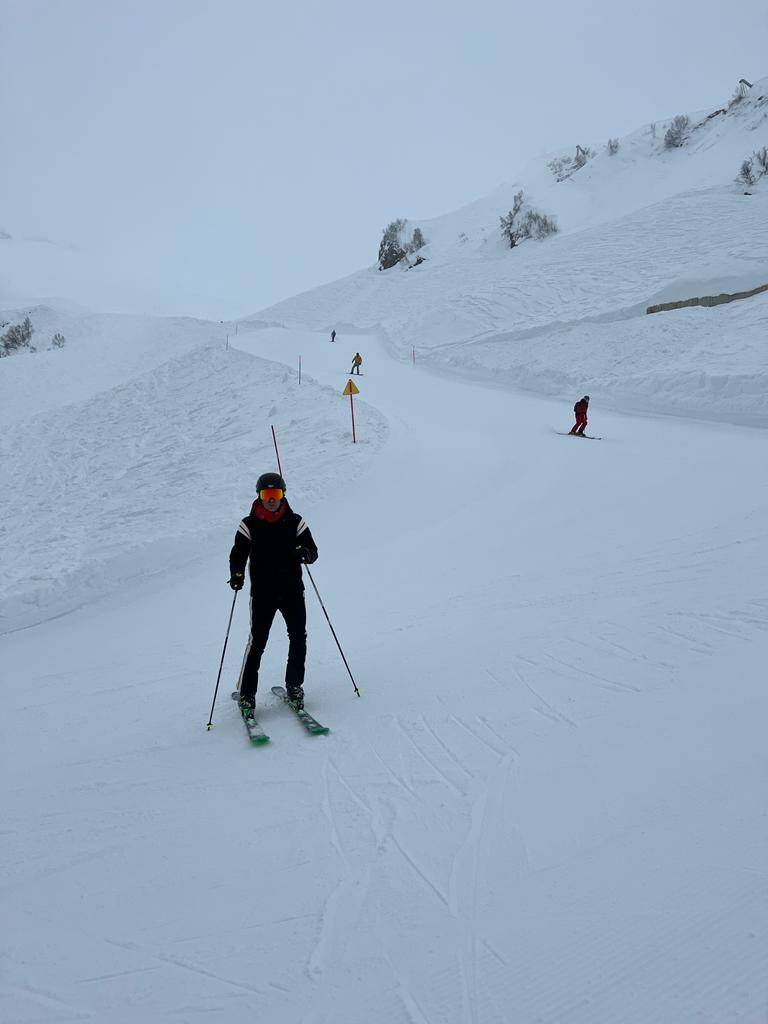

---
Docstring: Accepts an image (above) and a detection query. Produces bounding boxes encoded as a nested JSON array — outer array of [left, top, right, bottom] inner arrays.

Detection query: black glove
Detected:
[[296, 546, 317, 565], [229, 571, 245, 591]]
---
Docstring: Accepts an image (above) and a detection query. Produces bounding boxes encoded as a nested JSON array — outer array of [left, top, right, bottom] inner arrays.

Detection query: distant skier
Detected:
[[330, 329, 336, 343], [229, 472, 318, 715], [350, 352, 362, 375], [569, 395, 590, 436]]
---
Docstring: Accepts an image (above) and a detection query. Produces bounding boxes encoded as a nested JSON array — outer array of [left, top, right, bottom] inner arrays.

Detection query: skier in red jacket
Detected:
[[569, 395, 590, 436]]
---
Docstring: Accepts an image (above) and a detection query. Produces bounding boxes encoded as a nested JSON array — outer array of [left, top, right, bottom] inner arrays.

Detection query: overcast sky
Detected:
[[1, 0, 765, 318]]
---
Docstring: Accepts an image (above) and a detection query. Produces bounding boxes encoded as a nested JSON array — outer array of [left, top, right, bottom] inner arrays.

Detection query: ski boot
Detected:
[[286, 685, 305, 711], [239, 694, 255, 719]]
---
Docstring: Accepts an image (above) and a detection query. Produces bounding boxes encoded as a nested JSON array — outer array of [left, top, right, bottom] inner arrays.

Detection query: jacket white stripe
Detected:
[[238, 521, 251, 539], [296, 518, 307, 536]]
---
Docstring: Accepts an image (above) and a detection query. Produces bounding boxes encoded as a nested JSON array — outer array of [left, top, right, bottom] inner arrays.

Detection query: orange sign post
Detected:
[[342, 378, 360, 442]]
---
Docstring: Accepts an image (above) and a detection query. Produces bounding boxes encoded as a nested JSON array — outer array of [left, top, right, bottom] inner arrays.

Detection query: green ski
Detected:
[[271, 686, 329, 735], [231, 691, 269, 745]]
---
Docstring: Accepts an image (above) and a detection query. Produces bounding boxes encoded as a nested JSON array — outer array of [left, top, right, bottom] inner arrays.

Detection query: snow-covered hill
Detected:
[[414, 77, 768, 249], [0, 310, 385, 631], [248, 76, 768, 425]]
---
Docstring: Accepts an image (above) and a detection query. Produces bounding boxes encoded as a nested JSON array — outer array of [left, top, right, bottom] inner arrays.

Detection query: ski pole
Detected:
[[271, 424, 283, 477], [305, 566, 360, 696], [206, 589, 239, 729]]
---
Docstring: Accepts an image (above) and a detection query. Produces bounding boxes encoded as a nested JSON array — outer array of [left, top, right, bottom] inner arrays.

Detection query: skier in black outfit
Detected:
[[229, 472, 318, 715]]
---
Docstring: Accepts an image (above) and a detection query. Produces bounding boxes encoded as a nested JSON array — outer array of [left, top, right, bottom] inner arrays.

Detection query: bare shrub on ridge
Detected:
[[500, 191, 558, 248], [664, 114, 690, 149]]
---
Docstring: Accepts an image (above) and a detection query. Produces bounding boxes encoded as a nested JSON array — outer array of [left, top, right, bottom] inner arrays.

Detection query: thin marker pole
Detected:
[[350, 391, 356, 443]]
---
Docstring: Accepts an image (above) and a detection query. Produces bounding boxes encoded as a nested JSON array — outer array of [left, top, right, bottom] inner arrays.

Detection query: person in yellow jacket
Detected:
[[350, 352, 362, 375]]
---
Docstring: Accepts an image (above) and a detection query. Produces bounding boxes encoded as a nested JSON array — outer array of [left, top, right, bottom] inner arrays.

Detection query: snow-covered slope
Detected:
[[3, 325, 768, 1023], [247, 77, 768, 425], [0, 311, 385, 631], [414, 78, 768, 249], [0, 305, 222, 425]]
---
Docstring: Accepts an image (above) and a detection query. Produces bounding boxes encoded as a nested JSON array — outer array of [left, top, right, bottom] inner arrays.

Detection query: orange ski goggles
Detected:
[[259, 487, 284, 502]]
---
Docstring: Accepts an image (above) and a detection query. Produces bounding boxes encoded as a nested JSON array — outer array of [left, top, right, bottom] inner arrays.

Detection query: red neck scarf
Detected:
[[251, 499, 287, 523]]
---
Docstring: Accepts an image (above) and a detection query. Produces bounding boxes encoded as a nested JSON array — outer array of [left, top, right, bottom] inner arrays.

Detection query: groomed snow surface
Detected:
[[3, 323, 767, 1023]]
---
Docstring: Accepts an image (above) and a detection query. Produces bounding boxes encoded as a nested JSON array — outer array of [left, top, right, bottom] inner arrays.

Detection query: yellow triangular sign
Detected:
[[343, 379, 360, 396]]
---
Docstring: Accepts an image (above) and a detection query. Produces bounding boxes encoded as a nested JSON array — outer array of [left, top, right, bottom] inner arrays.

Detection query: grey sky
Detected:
[[2, 0, 765, 317]]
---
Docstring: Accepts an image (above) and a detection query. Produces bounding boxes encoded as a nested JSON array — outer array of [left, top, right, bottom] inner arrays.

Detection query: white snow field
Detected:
[[3, 78, 768, 1023], [3, 322, 768, 1023]]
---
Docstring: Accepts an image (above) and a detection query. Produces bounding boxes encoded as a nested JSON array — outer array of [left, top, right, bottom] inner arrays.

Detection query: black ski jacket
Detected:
[[229, 500, 318, 590]]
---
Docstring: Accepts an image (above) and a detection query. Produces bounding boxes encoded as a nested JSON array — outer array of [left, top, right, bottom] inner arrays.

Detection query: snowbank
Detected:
[[1, 334, 386, 631]]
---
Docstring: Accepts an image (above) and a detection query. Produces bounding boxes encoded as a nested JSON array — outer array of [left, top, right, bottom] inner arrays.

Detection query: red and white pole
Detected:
[[271, 424, 283, 475]]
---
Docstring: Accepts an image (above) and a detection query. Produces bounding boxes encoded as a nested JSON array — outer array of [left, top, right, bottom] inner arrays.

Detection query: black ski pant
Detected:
[[238, 584, 307, 700]]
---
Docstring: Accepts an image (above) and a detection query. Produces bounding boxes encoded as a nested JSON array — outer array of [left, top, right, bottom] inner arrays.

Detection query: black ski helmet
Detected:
[[256, 471, 286, 493], [583, 395, 590, 402]]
